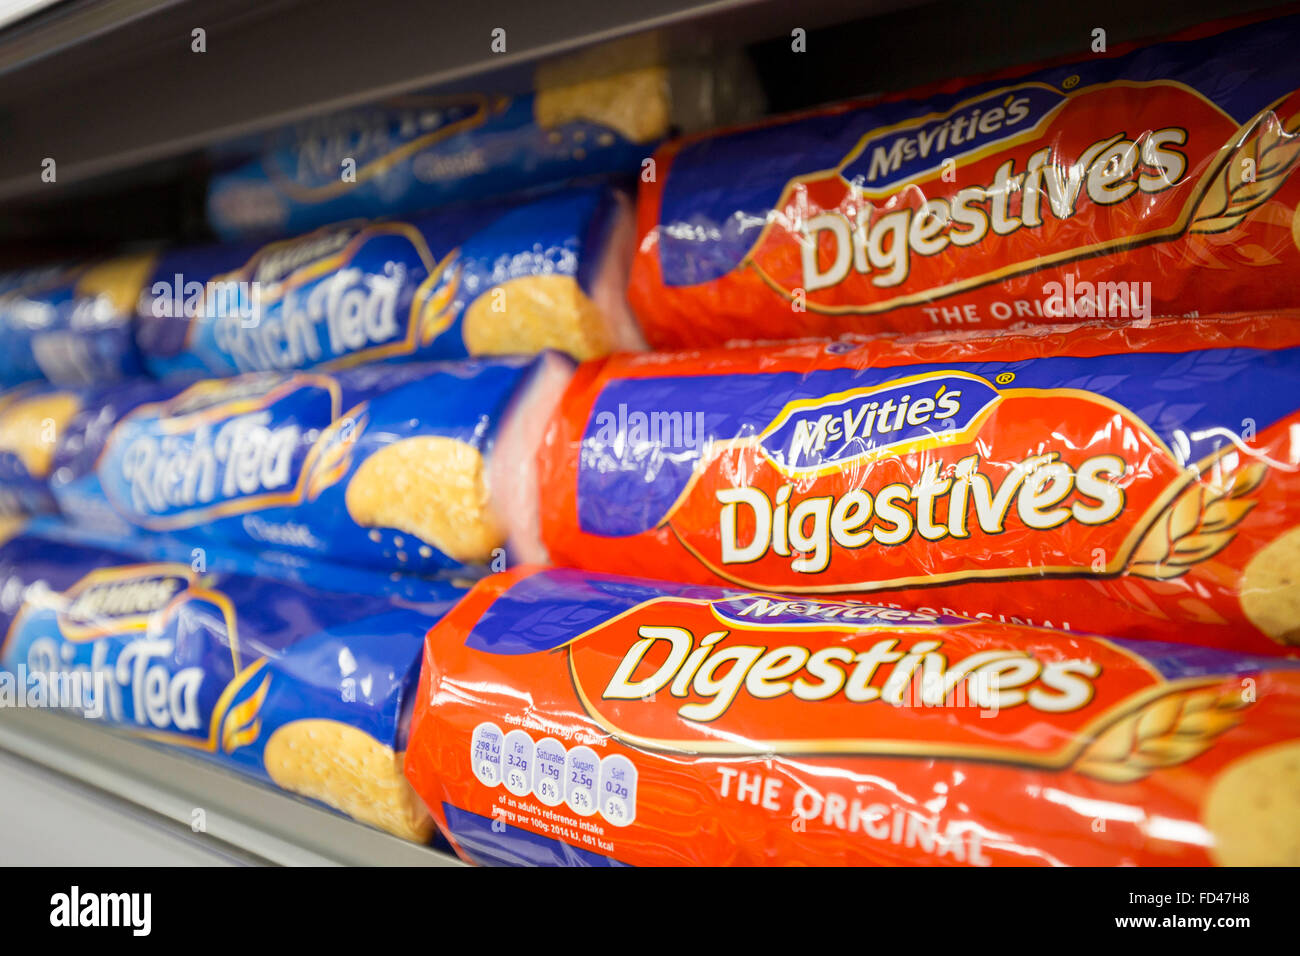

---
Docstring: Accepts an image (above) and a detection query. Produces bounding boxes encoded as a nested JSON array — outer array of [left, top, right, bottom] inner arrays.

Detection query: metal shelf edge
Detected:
[[0, 707, 464, 867]]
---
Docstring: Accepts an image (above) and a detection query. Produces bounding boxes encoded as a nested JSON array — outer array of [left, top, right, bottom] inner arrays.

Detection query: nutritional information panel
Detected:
[[470, 723, 636, 826]]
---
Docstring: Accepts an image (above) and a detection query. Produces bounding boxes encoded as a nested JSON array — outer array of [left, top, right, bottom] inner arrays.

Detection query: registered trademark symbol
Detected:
[[1062, 75, 1079, 89], [996, 372, 1016, 384]]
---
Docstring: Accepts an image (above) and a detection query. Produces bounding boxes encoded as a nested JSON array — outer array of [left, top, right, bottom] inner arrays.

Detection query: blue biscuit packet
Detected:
[[0, 257, 156, 387], [138, 185, 638, 379], [53, 353, 573, 575], [0, 379, 160, 517], [205, 69, 666, 238], [4, 378, 189, 530], [22, 513, 461, 603], [0, 384, 70, 516], [0, 530, 464, 840], [0, 266, 71, 386]]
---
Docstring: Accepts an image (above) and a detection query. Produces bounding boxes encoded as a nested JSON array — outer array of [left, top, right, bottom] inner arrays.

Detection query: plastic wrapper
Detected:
[[139, 185, 641, 378], [403, 566, 1300, 866], [0, 257, 155, 386], [0, 377, 197, 525], [629, 11, 1300, 347], [53, 354, 572, 575], [20, 513, 458, 602], [539, 313, 1300, 655], [0, 529, 465, 841], [0, 384, 75, 515], [204, 33, 763, 238]]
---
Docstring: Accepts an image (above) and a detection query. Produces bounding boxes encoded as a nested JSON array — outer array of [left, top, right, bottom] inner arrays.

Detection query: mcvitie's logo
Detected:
[[759, 372, 1000, 474]]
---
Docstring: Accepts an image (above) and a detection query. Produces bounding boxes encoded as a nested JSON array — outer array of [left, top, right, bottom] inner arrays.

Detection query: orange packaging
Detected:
[[629, 11, 1300, 347], [403, 566, 1300, 866], [538, 314, 1300, 657]]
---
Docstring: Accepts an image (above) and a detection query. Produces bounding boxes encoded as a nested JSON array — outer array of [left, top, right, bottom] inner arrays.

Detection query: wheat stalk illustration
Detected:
[[418, 257, 462, 346], [221, 673, 272, 753], [305, 410, 369, 502], [1127, 461, 1267, 580], [1190, 103, 1300, 235], [1074, 686, 1251, 783]]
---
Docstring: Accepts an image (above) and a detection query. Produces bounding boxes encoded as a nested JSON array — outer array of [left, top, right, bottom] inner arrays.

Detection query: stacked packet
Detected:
[[401, 10, 1300, 866]]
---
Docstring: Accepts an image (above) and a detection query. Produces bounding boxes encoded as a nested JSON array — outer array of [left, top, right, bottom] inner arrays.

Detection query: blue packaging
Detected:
[[21, 513, 463, 603], [206, 69, 668, 238], [51, 354, 573, 575], [0, 530, 464, 840], [138, 185, 638, 379], [0, 257, 156, 387]]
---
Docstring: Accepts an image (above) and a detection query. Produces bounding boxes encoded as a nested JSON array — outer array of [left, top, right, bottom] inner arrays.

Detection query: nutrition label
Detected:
[[470, 722, 636, 826]]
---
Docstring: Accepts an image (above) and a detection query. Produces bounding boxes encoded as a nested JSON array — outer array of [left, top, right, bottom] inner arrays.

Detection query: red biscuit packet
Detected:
[[404, 566, 1300, 866]]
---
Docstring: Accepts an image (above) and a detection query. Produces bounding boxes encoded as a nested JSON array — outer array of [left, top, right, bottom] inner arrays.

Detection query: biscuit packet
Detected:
[[403, 566, 1300, 866], [0, 256, 156, 386], [205, 35, 761, 238], [539, 313, 1300, 655], [0, 530, 465, 841], [138, 185, 642, 378], [0, 384, 81, 515], [630, 9, 1300, 347], [55, 354, 571, 575], [21, 513, 453, 602]]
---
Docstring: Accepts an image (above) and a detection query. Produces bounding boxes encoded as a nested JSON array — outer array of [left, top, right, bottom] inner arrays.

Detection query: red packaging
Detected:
[[629, 11, 1300, 347], [538, 314, 1300, 656], [404, 566, 1300, 866]]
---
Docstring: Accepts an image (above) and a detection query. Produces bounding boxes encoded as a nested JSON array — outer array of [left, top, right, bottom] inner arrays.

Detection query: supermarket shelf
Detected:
[[0, 707, 463, 867], [0, 0, 186, 73], [0, 0, 65, 35], [0, 0, 914, 205], [0, 0, 1283, 873], [0, 0, 1277, 251], [0, 747, 258, 865]]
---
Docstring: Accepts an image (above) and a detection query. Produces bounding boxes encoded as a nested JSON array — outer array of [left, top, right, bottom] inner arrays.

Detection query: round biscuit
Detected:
[[1203, 739, 1300, 866], [1239, 527, 1300, 646]]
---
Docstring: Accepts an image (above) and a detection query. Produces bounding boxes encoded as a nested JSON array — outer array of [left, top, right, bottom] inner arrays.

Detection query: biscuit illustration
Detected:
[[1203, 740, 1300, 866], [462, 274, 612, 362], [77, 254, 157, 315], [345, 435, 504, 564], [1240, 527, 1300, 645], [534, 64, 670, 144], [263, 719, 434, 843], [0, 391, 79, 477]]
